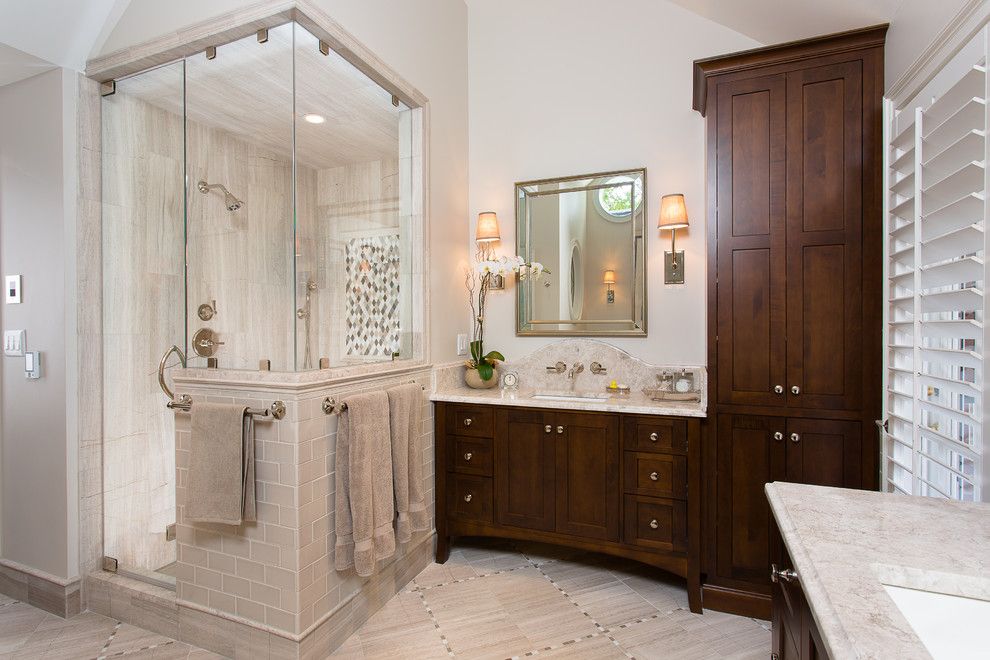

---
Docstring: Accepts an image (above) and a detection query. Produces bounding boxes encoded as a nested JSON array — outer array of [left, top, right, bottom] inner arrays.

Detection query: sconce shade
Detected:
[[603, 269, 616, 284], [658, 194, 689, 230], [476, 211, 501, 242]]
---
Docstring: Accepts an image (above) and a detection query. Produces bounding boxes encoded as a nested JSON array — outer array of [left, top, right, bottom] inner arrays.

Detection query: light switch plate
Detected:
[[5, 275, 21, 304], [4, 330, 25, 356], [24, 351, 40, 379], [456, 333, 468, 356]]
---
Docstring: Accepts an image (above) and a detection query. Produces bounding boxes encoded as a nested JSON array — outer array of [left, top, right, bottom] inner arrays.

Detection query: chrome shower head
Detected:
[[224, 193, 243, 212], [197, 180, 244, 212]]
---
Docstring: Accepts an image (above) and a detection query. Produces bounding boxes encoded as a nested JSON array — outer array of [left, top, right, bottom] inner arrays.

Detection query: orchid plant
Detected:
[[464, 255, 549, 381]]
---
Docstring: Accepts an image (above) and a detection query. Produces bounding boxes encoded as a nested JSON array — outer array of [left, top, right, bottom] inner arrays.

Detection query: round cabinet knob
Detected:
[[463, 418, 472, 426], [790, 433, 800, 443], [649, 519, 660, 530], [773, 431, 784, 441], [649, 471, 659, 481], [545, 425, 553, 433], [463, 452, 473, 461], [557, 425, 564, 434], [791, 386, 800, 395], [463, 493, 473, 503], [773, 385, 784, 394], [649, 432, 659, 443]]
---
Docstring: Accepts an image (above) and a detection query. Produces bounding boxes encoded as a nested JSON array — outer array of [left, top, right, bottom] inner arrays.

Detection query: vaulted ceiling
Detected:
[[667, 0, 902, 45], [0, 0, 131, 85]]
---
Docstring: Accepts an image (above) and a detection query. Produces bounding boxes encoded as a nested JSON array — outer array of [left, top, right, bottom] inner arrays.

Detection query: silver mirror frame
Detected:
[[515, 168, 648, 337]]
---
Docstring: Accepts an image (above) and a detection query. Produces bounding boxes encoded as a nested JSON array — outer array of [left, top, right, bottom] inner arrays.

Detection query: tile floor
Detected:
[[333, 538, 771, 659], [0, 538, 770, 659]]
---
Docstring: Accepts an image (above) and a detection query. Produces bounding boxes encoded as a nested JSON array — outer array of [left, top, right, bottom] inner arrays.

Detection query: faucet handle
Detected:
[[574, 362, 585, 374], [546, 361, 566, 374], [590, 361, 607, 375]]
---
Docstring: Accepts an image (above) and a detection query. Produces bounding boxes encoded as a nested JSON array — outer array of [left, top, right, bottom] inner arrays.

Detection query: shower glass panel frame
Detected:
[[100, 20, 420, 585]]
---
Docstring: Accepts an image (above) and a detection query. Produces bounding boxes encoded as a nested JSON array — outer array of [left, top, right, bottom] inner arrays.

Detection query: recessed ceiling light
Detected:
[[303, 113, 325, 124]]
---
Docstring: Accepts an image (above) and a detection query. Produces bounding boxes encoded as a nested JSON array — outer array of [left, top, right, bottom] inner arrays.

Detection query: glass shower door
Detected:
[[101, 59, 186, 585]]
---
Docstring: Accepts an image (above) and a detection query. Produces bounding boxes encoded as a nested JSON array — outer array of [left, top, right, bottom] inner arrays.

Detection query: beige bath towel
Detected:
[[334, 391, 396, 576], [388, 383, 429, 543], [186, 403, 256, 525]]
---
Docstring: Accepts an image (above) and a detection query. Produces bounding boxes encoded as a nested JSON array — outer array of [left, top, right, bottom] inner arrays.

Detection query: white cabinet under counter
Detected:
[[766, 482, 990, 659]]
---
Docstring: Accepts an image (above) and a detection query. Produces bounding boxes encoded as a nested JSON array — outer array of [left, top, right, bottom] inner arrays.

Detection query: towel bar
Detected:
[[322, 384, 426, 415], [168, 396, 286, 420]]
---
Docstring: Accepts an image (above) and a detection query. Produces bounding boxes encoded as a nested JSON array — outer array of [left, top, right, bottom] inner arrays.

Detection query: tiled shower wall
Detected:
[[173, 369, 434, 638]]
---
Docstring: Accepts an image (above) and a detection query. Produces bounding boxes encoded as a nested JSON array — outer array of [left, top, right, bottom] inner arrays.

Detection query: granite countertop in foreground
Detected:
[[430, 386, 706, 417], [766, 482, 990, 659]]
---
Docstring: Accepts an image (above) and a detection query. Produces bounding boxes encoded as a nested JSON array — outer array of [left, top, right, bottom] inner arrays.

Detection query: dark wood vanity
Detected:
[[434, 402, 704, 613], [770, 522, 829, 660]]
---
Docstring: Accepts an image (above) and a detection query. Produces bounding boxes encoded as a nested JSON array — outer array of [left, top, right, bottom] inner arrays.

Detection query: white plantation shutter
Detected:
[[884, 28, 988, 502]]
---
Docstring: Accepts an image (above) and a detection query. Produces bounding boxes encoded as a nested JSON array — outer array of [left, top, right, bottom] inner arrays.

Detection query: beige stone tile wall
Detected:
[[174, 368, 434, 638]]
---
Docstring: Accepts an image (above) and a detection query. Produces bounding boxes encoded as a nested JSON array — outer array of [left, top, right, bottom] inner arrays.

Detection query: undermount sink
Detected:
[[531, 390, 611, 402], [883, 583, 990, 659]]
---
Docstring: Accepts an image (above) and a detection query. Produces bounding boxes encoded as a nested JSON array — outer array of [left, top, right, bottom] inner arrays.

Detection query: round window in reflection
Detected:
[[594, 176, 643, 223]]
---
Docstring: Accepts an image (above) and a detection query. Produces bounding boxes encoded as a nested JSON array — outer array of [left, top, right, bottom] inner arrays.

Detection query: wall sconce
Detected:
[[658, 194, 689, 284], [603, 269, 616, 304], [475, 211, 504, 289]]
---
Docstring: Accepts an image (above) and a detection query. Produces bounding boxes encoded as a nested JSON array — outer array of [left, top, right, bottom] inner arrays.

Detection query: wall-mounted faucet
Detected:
[[546, 361, 566, 374], [567, 362, 584, 381]]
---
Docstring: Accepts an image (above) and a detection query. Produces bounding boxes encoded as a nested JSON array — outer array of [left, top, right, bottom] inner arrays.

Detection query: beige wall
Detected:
[[886, 0, 974, 88], [0, 68, 78, 580], [96, 0, 470, 364], [467, 0, 759, 366]]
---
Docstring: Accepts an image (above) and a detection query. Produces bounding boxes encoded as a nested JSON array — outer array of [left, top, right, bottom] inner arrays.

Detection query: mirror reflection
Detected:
[[516, 169, 647, 335]]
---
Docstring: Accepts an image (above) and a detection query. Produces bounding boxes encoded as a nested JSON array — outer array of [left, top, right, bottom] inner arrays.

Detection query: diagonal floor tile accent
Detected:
[[0, 537, 770, 659]]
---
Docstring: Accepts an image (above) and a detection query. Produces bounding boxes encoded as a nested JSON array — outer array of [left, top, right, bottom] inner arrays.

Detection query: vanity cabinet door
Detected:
[[715, 413, 786, 587], [785, 418, 862, 489], [495, 409, 556, 532], [554, 412, 620, 541]]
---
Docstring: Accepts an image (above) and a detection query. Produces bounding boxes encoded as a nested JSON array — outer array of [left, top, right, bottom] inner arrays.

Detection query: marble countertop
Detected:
[[430, 386, 706, 417], [766, 482, 990, 659]]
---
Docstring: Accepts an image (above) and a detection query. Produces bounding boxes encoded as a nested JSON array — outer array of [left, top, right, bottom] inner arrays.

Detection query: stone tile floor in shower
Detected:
[[332, 538, 771, 659], [0, 538, 770, 659]]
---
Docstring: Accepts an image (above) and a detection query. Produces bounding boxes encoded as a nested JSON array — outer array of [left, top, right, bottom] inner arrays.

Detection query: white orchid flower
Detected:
[[530, 262, 545, 278]]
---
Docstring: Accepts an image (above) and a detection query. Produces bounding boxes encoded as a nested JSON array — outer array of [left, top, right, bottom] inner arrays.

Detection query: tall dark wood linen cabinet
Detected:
[[692, 26, 887, 618]]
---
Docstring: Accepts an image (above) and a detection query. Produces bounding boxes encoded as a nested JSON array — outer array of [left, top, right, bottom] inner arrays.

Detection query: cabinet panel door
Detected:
[[715, 414, 786, 585], [785, 61, 864, 411], [786, 418, 862, 489], [715, 75, 788, 407], [495, 409, 555, 531], [555, 413, 619, 541]]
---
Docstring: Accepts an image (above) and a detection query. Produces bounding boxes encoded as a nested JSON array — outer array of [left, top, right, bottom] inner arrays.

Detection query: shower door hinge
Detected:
[[166, 523, 176, 542], [205, 46, 217, 60], [100, 80, 116, 97], [257, 28, 269, 44], [319, 40, 330, 56], [392, 94, 400, 108], [102, 556, 118, 573]]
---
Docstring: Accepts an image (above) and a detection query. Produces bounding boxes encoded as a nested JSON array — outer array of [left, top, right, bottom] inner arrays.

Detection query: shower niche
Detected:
[[100, 20, 423, 581]]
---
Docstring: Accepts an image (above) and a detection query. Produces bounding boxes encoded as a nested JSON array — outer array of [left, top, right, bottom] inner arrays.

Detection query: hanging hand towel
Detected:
[[334, 391, 395, 576], [186, 402, 256, 525], [387, 383, 429, 543]]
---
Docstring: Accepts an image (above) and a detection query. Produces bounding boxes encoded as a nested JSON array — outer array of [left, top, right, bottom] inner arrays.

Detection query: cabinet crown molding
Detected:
[[692, 24, 888, 116]]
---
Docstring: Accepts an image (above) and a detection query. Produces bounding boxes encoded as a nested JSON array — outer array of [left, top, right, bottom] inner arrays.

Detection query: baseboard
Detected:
[[702, 584, 771, 620], [0, 560, 81, 618]]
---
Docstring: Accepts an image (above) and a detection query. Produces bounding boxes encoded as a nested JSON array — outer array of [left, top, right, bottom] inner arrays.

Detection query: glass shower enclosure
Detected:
[[100, 21, 415, 583]]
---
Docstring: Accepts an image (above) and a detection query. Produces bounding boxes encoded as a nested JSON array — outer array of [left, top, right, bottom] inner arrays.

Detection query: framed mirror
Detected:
[[516, 168, 647, 336]]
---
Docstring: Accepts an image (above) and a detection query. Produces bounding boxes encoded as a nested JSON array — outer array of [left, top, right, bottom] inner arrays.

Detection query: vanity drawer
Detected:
[[447, 475, 493, 524], [623, 417, 687, 454], [622, 494, 687, 553], [446, 405, 494, 438], [623, 452, 687, 499], [447, 436, 493, 476]]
